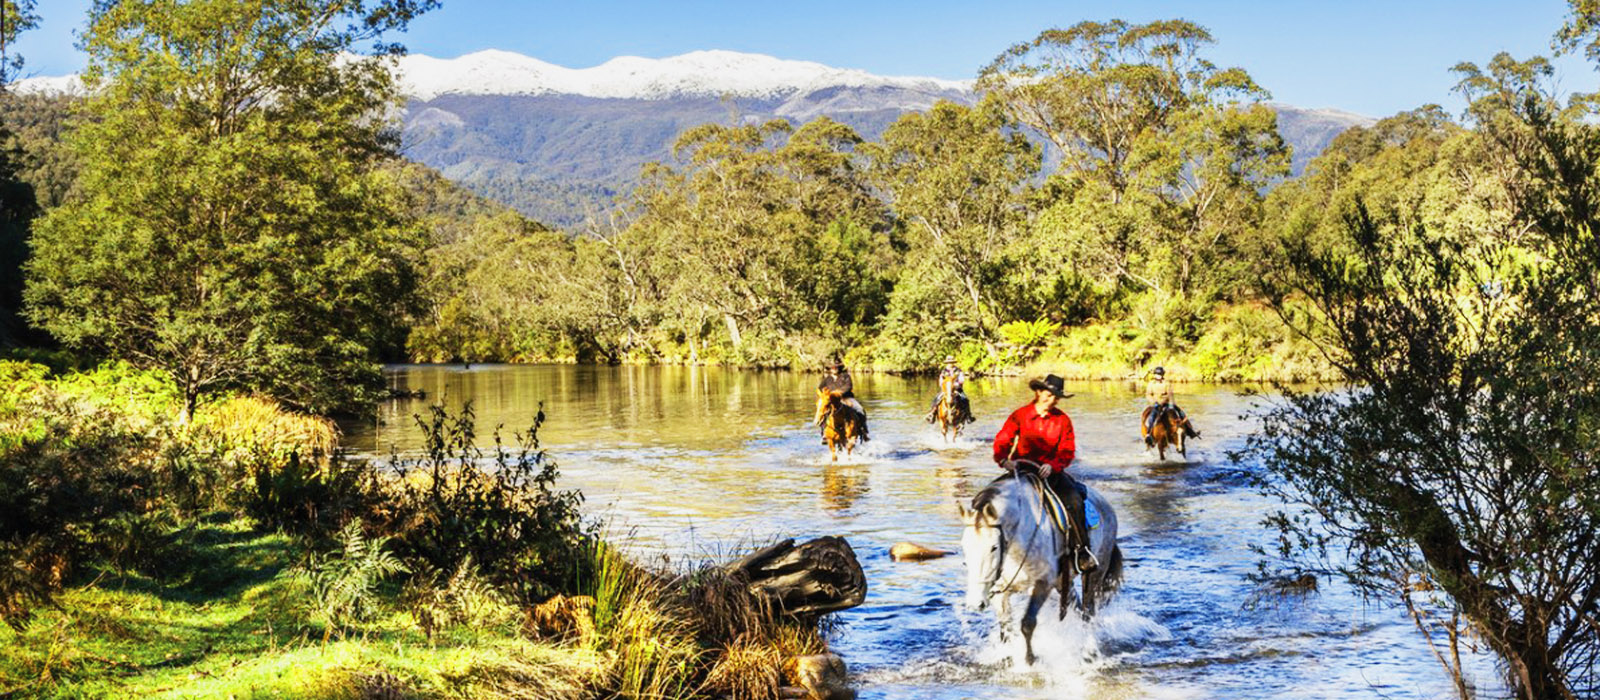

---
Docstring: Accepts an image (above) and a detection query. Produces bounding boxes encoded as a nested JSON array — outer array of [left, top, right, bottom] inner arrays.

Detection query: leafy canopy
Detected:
[[25, 0, 436, 417]]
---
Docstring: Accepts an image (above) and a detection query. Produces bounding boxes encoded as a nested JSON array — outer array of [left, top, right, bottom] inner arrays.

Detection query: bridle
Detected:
[[974, 474, 1052, 603]]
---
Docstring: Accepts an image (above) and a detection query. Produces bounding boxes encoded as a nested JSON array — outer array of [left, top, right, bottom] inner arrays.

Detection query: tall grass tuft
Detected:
[[580, 540, 704, 700]]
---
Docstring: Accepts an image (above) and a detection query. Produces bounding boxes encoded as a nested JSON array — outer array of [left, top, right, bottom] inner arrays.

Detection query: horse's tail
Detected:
[[1103, 544, 1125, 596]]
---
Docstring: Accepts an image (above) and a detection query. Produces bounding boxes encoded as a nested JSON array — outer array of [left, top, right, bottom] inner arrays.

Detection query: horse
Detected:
[[1141, 404, 1190, 462], [959, 469, 1123, 665], [934, 375, 972, 442], [818, 391, 867, 462]]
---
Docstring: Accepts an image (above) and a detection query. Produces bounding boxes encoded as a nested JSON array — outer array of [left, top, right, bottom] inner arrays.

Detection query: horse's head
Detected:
[[959, 493, 1004, 611]]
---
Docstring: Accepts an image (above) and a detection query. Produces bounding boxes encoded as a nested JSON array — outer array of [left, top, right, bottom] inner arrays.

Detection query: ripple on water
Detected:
[[353, 366, 1505, 699]]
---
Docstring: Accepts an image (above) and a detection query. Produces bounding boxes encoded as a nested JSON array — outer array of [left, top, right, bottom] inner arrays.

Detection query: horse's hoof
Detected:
[[1025, 652, 1037, 666]]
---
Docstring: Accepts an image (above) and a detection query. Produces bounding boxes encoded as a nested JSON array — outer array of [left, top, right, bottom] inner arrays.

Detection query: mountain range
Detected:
[[17, 50, 1375, 229]]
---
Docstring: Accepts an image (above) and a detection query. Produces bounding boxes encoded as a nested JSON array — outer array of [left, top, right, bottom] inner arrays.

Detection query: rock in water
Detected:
[[784, 653, 855, 700], [889, 542, 950, 561], [726, 536, 866, 617]]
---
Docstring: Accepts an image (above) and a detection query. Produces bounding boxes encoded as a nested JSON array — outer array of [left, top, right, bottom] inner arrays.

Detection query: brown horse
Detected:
[[1141, 405, 1190, 461], [819, 391, 867, 462], [934, 375, 972, 442]]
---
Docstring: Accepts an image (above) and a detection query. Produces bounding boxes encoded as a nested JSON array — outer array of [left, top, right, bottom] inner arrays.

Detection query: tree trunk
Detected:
[[724, 313, 743, 350], [726, 537, 866, 617]]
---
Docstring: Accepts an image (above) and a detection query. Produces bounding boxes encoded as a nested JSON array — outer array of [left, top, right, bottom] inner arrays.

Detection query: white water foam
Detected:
[[910, 431, 984, 453], [960, 596, 1174, 694]]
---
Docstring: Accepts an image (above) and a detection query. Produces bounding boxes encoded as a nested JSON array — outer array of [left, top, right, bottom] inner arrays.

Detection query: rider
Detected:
[[815, 360, 869, 441], [992, 374, 1097, 575], [1144, 366, 1199, 446], [924, 355, 973, 424]]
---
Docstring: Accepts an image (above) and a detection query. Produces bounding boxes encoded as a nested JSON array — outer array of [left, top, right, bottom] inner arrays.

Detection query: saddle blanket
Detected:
[[1040, 481, 1101, 530]]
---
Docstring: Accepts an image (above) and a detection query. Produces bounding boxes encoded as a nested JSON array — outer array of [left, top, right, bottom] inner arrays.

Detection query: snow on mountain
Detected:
[[393, 49, 971, 101], [12, 74, 85, 96]]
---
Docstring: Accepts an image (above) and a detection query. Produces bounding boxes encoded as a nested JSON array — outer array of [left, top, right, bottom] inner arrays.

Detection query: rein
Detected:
[[980, 473, 1053, 599]]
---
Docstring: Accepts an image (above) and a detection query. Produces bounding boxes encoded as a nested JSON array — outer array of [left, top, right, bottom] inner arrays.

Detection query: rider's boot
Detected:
[[1060, 481, 1098, 575]]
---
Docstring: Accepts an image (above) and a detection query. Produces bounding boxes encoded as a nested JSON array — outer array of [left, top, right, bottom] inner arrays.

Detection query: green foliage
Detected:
[[385, 403, 594, 605], [868, 99, 1038, 338], [23, 0, 434, 419], [1250, 53, 1600, 698], [290, 520, 407, 634], [998, 318, 1060, 349], [981, 19, 1287, 304], [401, 555, 517, 642], [0, 1, 37, 84]]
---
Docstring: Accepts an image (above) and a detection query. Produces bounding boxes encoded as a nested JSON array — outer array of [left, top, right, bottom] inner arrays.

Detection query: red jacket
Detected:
[[992, 404, 1076, 474]]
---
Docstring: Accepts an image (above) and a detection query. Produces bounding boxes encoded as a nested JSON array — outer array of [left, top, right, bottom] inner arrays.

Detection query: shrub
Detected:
[[195, 395, 338, 463], [242, 450, 383, 539], [0, 390, 164, 627], [383, 403, 594, 605]]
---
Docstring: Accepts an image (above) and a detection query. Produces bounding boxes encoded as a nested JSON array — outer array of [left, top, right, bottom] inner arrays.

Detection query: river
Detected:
[[345, 364, 1502, 699]]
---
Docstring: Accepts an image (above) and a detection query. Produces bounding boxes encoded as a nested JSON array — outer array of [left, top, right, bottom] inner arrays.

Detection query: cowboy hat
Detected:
[[1028, 374, 1070, 398]]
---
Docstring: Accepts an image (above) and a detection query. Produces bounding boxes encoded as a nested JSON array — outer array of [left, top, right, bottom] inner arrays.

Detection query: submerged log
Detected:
[[889, 542, 951, 562], [726, 536, 866, 617]]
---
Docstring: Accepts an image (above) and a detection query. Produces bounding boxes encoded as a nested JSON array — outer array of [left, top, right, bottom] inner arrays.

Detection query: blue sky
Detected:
[[15, 0, 1596, 117]]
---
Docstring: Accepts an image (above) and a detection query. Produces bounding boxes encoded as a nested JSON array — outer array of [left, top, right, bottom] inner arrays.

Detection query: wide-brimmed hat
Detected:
[[1152, 366, 1166, 376], [829, 360, 845, 370], [943, 355, 956, 365], [1028, 374, 1069, 398]]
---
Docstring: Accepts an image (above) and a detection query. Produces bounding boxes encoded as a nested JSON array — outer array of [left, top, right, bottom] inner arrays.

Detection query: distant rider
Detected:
[[815, 360, 869, 441], [925, 355, 973, 424], [992, 374, 1097, 575], [1143, 366, 1199, 446]]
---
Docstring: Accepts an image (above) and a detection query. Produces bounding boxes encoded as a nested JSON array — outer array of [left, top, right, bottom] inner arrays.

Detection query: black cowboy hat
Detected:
[[828, 360, 845, 370], [1153, 366, 1166, 376], [1028, 374, 1070, 399]]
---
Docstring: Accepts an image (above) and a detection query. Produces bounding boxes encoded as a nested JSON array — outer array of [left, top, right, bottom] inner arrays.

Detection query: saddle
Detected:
[[1001, 463, 1098, 539]]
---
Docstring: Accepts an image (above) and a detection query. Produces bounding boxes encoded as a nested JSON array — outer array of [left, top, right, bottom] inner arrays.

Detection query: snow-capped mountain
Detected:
[[12, 74, 85, 96], [13, 50, 1372, 228], [394, 49, 969, 101], [16, 49, 969, 102]]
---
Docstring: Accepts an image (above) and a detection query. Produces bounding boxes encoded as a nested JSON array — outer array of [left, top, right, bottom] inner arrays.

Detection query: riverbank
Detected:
[[0, 361, 840, 699], [400, 304, 1341, 384]]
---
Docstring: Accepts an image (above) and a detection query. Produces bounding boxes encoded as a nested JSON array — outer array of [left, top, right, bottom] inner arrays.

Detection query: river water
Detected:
[[345, 364, 1503, 699]]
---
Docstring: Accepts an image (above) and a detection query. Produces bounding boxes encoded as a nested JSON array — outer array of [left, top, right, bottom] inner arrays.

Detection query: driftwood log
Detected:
[[725, 536, 866, 617]]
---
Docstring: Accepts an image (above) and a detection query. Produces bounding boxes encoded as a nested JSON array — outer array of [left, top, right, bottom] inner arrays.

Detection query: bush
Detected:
[[382, 403, 594, 605], [0, 389, 164, 627]]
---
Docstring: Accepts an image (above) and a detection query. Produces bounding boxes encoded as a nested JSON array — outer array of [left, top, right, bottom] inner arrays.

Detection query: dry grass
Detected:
[[194, 394, 339, 460], [701, 636, 784, 700], [572, 539, 835, 700]]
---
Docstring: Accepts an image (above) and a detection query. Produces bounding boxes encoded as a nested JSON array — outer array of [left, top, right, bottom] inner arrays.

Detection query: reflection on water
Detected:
[[345, 364, 1503, 699]]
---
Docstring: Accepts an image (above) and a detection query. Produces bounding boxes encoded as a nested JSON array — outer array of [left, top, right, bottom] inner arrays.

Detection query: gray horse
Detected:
[[959, 471, 1123, 665]]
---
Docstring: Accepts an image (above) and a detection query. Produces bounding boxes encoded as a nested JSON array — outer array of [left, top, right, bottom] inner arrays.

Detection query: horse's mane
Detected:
[[969, 472, 1034, 519]]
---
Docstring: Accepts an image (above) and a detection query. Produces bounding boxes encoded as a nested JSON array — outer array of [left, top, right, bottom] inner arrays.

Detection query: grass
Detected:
[[2, 368, 841, 700], [0, 518, 602, 700]]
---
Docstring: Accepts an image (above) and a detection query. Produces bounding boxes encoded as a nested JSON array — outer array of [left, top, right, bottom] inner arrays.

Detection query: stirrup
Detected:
[[1076, 547, 1100, 574]]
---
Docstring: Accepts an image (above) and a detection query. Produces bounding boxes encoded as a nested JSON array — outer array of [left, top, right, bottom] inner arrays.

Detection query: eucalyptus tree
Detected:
[[25, 0, 436, 418], [866, 99, 1039, 346], [0, 0, 37, 348], [1252, 53, 1600, 699], [626, 116, 888, 363], [978, 19, 1287, 322]]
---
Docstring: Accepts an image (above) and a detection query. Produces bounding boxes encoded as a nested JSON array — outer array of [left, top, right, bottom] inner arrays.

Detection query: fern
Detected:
[[999, 318, 1061, 348], [292, 520, 407, 635]]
